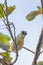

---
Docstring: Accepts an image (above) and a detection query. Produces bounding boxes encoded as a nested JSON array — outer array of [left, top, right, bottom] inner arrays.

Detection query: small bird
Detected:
[[9, 31, 27, 52]]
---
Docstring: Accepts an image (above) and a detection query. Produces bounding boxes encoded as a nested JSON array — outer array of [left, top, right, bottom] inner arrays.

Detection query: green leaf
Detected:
[[0, 52, 11, 62], [26, 6, 42, 21], [26, 11, 40, 21], [37, 61, 43, 65], [0, 3, 16, 18], [0, 33, 11, 50], [7, 5, 16, 15], [0, 33, 11, 40], [0, 3, 5, 18]]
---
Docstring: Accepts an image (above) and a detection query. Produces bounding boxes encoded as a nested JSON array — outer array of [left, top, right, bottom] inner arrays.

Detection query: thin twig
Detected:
[[39, 51, 43, 55], [4, 0, 18, 65], [32, 28, 43, 65], [0, 58, 9, 65], [9, 23, 18, 65], [23, 47, 35, 54], [23, 47, 43, 55], [0, 0, 18, 64], [0, 25, 13, 30]]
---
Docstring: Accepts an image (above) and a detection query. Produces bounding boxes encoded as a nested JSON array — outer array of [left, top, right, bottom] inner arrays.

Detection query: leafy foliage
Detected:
[[0, 32, 11, 50], [37, 61, 43, 65], [0, 52, 11, 62], [0, 3, 16, 18], [26, 6, 42, 21], [0, 33, 11, 62], [0, 63, 2, 65]]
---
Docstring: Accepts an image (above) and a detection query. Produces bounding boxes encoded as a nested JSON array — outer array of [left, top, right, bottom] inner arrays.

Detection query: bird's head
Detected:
[[21, 31, 27, 38]]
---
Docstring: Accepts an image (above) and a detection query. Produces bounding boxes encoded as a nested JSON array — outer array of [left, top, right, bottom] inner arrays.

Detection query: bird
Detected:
[[9, 31, 27, 52]]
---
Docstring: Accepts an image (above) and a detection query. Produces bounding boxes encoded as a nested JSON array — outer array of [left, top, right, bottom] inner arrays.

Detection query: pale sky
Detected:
[[0, 0, 43, 65]]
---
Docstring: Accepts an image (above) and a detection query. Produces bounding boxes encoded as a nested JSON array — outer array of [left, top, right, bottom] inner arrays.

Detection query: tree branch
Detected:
[[39, 51, 43, 55], [0, 0, 18, 65], [0, 58, 8, 65], [32, 28, 43, 65], [41, 0, 43, 15], [23, 47, 35, 54]]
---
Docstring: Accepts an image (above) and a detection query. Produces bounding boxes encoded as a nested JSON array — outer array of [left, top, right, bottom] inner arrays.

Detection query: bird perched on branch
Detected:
[[9, 31, 27, 52]]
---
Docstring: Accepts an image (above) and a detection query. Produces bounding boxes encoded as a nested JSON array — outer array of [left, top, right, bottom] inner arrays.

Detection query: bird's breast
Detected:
[[17, 38, 24, 50]]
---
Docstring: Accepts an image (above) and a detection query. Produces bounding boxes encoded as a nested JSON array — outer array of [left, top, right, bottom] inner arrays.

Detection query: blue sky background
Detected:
[[0, 0, 43, 65]]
